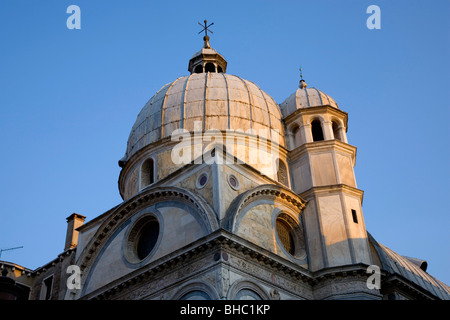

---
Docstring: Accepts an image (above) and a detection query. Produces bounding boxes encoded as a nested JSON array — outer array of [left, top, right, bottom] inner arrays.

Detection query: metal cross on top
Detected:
[[198, 20, 214, 37], [198, 20, 214, 48]]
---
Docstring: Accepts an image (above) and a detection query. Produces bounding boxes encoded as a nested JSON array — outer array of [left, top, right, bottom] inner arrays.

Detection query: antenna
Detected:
[[0, 246, 23, 259]]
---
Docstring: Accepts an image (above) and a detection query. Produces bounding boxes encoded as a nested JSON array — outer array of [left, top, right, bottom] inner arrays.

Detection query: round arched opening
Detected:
[[180, 290, 211, 300], [291, 124, 301, 147], [194, 65, 203, 73], [140, 158, 155, 189], [205, 63, 216, 73], [311, 119, 324, 142], [332, 121, 342, 141], [276, 159, 289, 187]]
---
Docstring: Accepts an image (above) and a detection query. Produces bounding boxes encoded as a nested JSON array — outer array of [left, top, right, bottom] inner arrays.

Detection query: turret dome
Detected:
[[279, 87, 339, 118]]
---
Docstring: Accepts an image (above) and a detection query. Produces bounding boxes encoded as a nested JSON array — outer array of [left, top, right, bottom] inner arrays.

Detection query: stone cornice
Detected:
[[382, 273, 442, 300], [311, 263, 382, 281], [84, 234, 219, 300], [283, 105, 348, 128], [0, 247, 76, 279], [77, 230, 443, 300], [81, 229, 315, 300], [288, 139, 357, 165], [81, 230, 400, 300], [300, 184, 365, 203]]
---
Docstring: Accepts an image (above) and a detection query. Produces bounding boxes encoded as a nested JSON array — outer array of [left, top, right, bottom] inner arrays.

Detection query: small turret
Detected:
[[188, 20, 227, 74]]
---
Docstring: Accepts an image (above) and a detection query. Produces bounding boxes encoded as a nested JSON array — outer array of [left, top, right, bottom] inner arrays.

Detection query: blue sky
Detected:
[[1, 0, 449, 286]]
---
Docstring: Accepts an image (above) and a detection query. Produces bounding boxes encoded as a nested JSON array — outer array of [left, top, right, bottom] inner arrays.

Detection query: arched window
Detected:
[[277, 160, 289, 187], [194, 65, 203, 73], [291, 124, 301, 147], [141, 158, 154, 188], [311, 119, 324, 142], [180, 290, 211, 300], [235, 289, 262, 300], [205, 62, 215, 73], [217, 65, 223, 73], [332, 121, 342, 141]]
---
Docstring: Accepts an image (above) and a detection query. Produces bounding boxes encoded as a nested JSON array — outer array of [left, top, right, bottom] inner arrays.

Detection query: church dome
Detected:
[[279, 87, 339, 118], [125, 72, 285, 161]]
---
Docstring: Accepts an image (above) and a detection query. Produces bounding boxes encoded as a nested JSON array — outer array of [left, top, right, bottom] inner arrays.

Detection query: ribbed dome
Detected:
[[125, 73, 285, 161], [279, 87, 339, 118]]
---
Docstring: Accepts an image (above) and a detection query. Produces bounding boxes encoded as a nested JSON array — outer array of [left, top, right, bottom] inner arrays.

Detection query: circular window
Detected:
[[124, 214, 160, 264], [136, 219, 159, 260], [196, 172, 209, 189], [274, 213, 306, 261], [276, 219, 295, 255], [227, 174, 240, 190]]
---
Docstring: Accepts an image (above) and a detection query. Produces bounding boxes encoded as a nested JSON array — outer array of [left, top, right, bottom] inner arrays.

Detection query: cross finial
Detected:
[[198, 20, 214, 37], [198, 20, 214, 48], [299, 66, 307, 89]]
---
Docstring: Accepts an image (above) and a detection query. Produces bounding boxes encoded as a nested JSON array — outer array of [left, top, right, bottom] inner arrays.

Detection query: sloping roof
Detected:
[[369, 233, 450, 299]]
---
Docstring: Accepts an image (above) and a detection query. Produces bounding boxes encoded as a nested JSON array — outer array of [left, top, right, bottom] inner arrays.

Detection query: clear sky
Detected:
[[1, 0, 449, 286]]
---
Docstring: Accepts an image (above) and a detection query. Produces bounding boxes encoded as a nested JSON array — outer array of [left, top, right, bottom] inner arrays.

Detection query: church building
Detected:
[[1, 24, 449, 301]]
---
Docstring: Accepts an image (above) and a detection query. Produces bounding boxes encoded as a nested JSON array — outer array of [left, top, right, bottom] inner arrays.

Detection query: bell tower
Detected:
[[281, 74, 372, 271]]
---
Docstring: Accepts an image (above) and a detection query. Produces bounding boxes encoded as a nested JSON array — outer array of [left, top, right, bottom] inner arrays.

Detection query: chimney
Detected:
[[64, 213, 86, 251]]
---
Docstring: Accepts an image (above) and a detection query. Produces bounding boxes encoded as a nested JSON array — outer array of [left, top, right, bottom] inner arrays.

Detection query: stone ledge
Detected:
[[82, 229, 315, 300]]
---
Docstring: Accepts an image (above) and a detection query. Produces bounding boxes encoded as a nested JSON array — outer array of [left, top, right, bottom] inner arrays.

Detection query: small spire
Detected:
[[198, 20, 214, 49], [299, 66, 307, 89], [203, 35, 211, 49]]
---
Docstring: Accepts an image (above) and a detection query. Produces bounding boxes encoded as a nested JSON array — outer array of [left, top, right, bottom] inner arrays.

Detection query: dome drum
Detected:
[[119, 130, 288, 201]]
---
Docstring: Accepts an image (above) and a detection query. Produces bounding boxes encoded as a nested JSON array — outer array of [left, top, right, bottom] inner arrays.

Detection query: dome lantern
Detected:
[[188, 20, 227, 74]]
